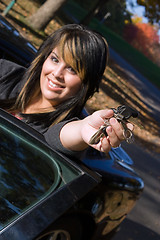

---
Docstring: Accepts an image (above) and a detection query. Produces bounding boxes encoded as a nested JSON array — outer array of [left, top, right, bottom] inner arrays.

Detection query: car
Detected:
[[0, 15, 144, 240], [0, 15, 36, 66]]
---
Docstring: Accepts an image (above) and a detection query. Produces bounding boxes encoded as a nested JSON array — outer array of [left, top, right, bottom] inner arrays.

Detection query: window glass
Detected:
[[0, 117, 81, 229]]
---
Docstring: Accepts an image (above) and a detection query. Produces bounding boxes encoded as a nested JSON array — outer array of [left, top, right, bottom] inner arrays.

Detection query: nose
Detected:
[[53, 64, 64, 78]]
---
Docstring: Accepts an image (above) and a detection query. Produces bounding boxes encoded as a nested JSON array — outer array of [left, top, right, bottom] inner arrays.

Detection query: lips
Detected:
[[48, 78, 64, 90]]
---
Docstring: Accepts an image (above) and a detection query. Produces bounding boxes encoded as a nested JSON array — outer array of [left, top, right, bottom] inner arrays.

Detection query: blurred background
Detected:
[[0, 1, 160, 239]]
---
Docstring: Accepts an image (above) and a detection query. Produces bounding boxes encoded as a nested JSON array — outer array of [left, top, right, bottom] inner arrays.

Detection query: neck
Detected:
[[24, 97, 56, 114]]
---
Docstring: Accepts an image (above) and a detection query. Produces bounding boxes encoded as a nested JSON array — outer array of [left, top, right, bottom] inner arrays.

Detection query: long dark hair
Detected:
[[10, 24, 109, 127]]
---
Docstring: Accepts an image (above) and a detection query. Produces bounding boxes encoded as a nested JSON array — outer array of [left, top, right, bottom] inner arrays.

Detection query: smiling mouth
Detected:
[[48, 80, 64, 89]]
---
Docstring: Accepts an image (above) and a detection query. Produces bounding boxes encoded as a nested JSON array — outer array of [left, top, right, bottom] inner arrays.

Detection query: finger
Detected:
[[92, 109, 114, 121], [89, 109, 114, 130], [126, 122, 134, 131], [99, 109, 114, 120], [109, 118, 124, 141], [100, 137, 111, 152], [106, 126, 121, 148]]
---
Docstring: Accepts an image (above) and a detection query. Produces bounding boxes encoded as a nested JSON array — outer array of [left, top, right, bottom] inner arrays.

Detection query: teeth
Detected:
[[49, 80, 59, 88]]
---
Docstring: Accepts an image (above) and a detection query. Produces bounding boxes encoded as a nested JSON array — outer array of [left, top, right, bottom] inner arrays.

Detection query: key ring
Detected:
[[123, 128, 134, 143], [89, 105, 138, 145]]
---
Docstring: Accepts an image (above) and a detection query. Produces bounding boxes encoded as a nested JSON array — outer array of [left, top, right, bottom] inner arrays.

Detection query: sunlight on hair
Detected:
[[57, 35, 85, 81]]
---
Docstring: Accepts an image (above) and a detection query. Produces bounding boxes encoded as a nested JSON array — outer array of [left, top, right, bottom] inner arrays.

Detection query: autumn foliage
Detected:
[[123, 20, 160, 67]]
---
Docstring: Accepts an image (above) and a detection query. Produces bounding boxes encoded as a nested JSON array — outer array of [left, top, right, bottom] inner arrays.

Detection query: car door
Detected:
[[0, 108, 100, 240]]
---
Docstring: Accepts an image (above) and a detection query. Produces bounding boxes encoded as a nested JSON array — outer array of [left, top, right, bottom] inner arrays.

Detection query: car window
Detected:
[[0, 116, 81, 230]]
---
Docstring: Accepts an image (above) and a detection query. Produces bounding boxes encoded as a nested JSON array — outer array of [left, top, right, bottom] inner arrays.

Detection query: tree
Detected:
[[27, 0, 68, 30], [123, 18, 160, 66], [80, 0, 108, 25], [101, 0, 131, 35], [79, 0, 130, 35], [137, 0, 160, 25]]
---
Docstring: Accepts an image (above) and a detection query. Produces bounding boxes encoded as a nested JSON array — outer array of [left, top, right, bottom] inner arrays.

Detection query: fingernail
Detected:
[[110, 118, 117, 125], [107, 126, 112, 133]]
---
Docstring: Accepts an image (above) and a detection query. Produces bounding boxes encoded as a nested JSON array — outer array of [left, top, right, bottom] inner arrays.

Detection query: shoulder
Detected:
[[0, 59, 26, 78], [0, 59, 27, 99]]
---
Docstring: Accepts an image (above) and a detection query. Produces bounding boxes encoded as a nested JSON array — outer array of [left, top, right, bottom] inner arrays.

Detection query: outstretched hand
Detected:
[[81, 109, 133, 152], [60, 109, 133, 153]]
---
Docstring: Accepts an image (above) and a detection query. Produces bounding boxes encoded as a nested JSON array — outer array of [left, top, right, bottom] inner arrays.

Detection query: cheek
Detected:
[[40, 65, 48, 91], [41, 59, 50, 76], [40, 67, 45, 87], [40, 60, 51, 86], [68, 77, 82, 94]]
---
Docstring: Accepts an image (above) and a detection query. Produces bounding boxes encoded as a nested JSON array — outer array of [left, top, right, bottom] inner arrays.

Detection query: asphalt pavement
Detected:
[[111, 142, 160, 240], [109, 48, 160, 240], [109, 47, 160, 123]]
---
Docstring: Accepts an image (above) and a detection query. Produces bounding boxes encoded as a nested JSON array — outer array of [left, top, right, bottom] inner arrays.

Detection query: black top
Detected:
[[0, 59, 25, 100], [0, 59, 83, 159]]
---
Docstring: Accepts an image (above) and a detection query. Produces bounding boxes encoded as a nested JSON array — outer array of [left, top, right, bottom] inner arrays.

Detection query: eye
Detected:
[[67, 66, 77, 74], [50, 54, 59, 63]]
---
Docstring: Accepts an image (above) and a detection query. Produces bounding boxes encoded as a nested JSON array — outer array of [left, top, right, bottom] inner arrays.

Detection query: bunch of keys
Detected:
[[89, 105, 138, 145]]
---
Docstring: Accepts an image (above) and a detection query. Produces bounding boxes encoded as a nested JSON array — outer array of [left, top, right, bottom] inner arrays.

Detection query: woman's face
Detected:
[[40, 47, 82, 108]]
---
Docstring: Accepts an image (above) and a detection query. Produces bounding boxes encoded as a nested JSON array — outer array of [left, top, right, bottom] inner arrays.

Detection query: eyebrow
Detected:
[[51, 51, 59, 58]]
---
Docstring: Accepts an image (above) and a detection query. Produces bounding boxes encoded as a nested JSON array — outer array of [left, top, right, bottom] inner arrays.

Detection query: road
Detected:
[[109, 48, 160, 240], [111, 142, 160, 240], [109, 47, 160, 123]]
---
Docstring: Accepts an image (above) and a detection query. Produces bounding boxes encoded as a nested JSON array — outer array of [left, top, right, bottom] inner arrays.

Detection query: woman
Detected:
[[0, 24, 133, 158]]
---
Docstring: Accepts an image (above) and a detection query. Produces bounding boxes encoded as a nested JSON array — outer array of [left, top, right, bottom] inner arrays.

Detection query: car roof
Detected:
[[0, 15, 36, 65]]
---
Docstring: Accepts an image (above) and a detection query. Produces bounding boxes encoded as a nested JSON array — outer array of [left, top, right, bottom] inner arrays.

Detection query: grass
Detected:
[[0, 0, 160, 153]]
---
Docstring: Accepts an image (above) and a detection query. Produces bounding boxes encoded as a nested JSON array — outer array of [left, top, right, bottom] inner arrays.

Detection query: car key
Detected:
[[89, 105, 138, 145], [89, 119, 110, 145]]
